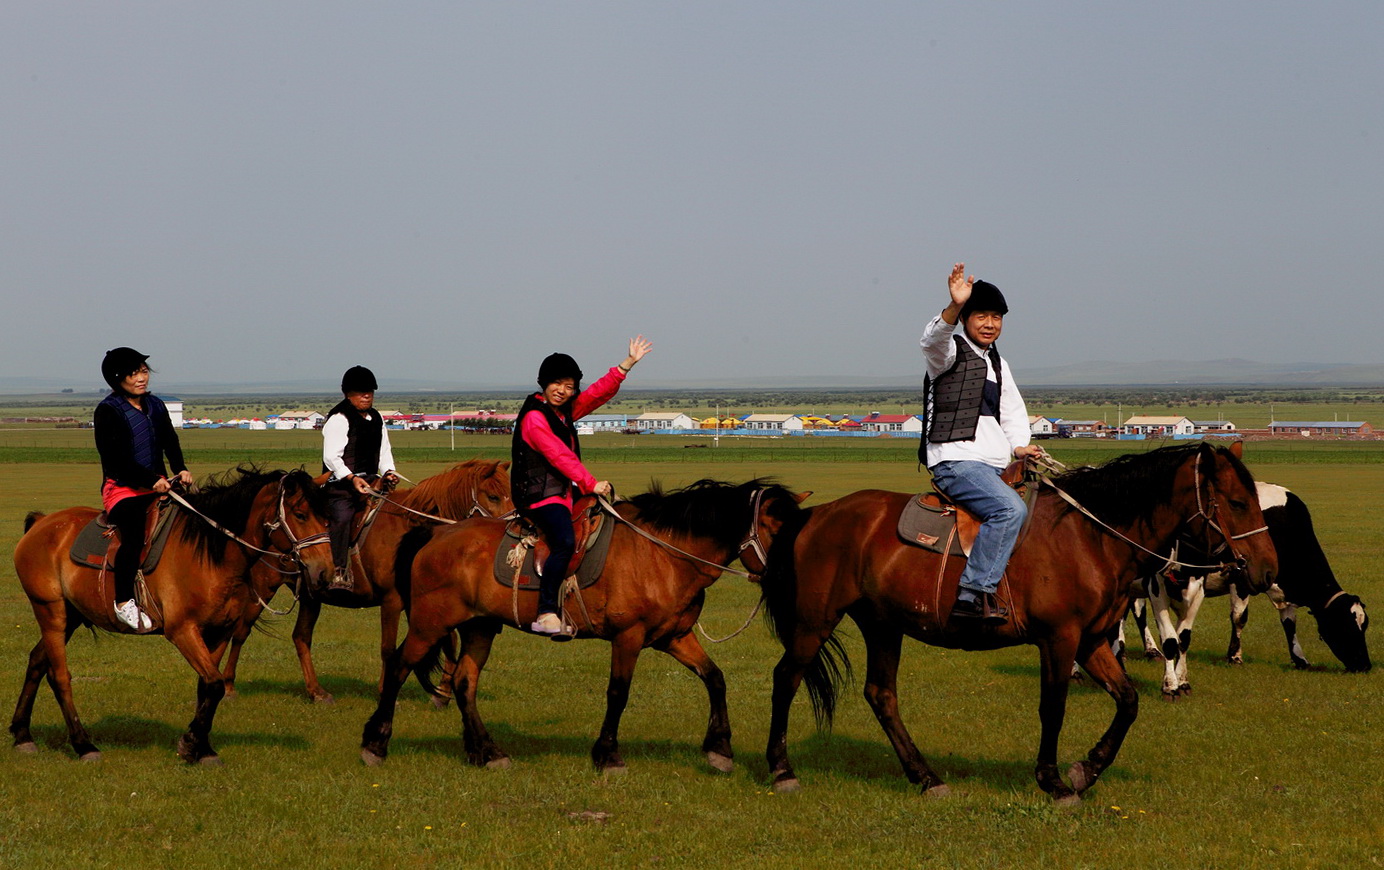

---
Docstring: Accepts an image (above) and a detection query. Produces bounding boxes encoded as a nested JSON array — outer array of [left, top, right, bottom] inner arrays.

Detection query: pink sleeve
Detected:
[[571, 366, 626, 420], [521, 410, 598, 494]]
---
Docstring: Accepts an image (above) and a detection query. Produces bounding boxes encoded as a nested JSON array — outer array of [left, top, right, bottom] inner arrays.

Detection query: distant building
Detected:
[[742, 413, 801, 432], [633, 412, 697, 431], [859, 413, 923, 434], [1192, 420, 1237, 434], [163, 397, 184, 429], [1269, 420, 1373, 437], [1056, 419, 1111, 438], [1029, 416, 1056, 438], [1123, 415, 1195, 436]]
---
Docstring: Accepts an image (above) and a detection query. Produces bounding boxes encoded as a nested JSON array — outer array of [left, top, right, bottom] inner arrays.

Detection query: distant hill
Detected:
[[4, 359, 1384, 394]]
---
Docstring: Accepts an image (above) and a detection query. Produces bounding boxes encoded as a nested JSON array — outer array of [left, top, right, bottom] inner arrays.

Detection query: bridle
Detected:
[[259, 476, 332, 578], [738, 485, 772, 577], [1181, 453, 1269, 582]]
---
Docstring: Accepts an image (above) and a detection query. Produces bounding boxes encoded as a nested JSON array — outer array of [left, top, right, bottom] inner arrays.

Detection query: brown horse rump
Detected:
[[68, 499, 177, 574], [492, 503, 615, 591]]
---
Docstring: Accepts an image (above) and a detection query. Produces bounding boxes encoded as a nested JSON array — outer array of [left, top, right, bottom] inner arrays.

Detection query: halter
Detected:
[[738, 486, 772, 575], [1183, 453, 1269, 581], [260, 476, 332, 577]]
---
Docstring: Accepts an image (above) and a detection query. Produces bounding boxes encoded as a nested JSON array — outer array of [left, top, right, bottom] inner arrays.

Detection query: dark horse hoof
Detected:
[[600, 764, 628, 778], [14, 742, 38, 756], [1053, 793, 1082, 809], [485, 757, 512, 770], [924, 783, 952, 799], [771, 777, 802, 794], [198, 754, 224, 767], [1067, 761, 1097, 794], [361, 749, 386, 768], [79, 750, 103, 763], [706, 751, 734, 774]]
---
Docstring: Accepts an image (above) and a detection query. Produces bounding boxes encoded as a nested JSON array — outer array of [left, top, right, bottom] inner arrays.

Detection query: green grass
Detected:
[[0, 435, 1380, 867]]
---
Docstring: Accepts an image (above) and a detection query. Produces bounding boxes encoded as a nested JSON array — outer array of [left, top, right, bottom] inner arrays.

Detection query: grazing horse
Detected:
[[1136, 481, 1369, 698], [220, 459, 512, 702], [360, 479, 809, 773], [11, 468, 332, 764], [760, 442, 1277, 804]]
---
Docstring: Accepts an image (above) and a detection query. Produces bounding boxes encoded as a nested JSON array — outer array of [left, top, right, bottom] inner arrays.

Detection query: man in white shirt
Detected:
[[919, 263, 1041, 623], [321, 365, 398, 591]]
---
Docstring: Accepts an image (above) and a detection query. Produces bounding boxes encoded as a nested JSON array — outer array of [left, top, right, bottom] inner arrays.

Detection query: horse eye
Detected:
[[1229, 499, 1248, 511], [294, 511, 308, 521]]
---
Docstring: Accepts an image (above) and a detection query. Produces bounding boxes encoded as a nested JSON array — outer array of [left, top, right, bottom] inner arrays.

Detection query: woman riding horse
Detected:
[[512, 335, 652, 637], [93, 347, 195, 631]]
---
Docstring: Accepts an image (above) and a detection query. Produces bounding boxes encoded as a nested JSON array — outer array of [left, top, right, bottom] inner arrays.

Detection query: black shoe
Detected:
[[950, 595, 985, 620], [981, 592, 1009, 625]]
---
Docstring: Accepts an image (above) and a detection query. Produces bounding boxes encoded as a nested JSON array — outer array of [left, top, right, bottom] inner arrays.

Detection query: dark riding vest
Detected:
[[920, 335, 1003, 461], [323, 399, 384, 477], [511, 394, 580, 510], [97, 392, 171, 486]]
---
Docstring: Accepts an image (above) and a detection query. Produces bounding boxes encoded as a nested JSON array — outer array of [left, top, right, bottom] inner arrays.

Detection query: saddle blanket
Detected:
[[896, 493, 970, 557], [68, 502, 177, 574], [492, 510, 616, 591]]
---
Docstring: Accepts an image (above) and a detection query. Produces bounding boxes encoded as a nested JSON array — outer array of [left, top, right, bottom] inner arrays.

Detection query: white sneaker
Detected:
[[114, 599, 152, 632], [530, 613, 563, 635]]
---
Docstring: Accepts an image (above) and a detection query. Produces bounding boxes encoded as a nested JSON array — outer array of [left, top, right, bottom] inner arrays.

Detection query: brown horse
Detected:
[[360, 479, 809, 773], [11, 468, 333, 764], [760, 442, 1278, 804], [220, 458, 512, 703]]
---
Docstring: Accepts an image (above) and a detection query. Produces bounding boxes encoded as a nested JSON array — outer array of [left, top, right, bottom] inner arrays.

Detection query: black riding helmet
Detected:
[[960, 280, 1009, 320], [537, 353, 583, 389], [340, 365, 378, 394], [101, 347, 150, 392]]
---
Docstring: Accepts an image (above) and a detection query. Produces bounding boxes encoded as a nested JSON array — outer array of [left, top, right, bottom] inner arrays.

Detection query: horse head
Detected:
[[738, 482, 812, 579], [473, 460, 514, 518], [1317, 593, 1371, 672], [261, 470, 334, 589], [1186, 442, 1278, 595]]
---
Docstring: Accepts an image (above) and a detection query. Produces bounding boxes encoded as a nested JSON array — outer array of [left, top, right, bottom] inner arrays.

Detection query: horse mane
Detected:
[[396, 459, 503, 518], [625, 478, 797, 552], [1051, 442, 1251, 527], [177, 465, 323, 562]]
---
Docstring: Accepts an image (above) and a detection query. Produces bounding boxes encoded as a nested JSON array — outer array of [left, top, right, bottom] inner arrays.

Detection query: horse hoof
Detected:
[[79, 750, 103, 763], [199, 754, 224, 767], [601, 764, 628, 778], [312, 694, 336, 705], [1161, 692, 1179, 703], [1053, 793, 1082, 809], [1067, 761, 1096, 794], [485, 756, 512, 770], [706, 752, 734, 774], [772, 777, 801, 794], [14, 742, 38, 756], [222, 689, 238, 701], [361, 749, 386, 768], [924, 784, 952, 799]]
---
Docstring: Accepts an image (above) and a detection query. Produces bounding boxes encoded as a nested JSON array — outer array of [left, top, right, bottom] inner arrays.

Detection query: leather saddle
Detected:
[[69, 498, 177, 573], [897, 460, 1031, 556], [493, 497, 615, 590]]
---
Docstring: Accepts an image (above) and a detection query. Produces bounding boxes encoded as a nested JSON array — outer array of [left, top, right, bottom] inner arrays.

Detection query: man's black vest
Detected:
[[324, 399, 384, 477], [511, 394, 581, 510], [920, 335, 1003, 460]]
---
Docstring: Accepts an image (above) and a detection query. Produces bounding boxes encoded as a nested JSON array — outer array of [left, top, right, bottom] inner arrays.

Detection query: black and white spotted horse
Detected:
[[1133, 482, 1370, 699]]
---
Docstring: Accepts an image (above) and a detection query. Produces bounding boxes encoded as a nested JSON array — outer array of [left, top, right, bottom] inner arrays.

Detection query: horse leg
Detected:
[[361, 632, 436, 766], [449, 625, 508, 769], [1172, 578, 1206, 695], [766, 627, 835, 793], [1147, 582, 1184, 700], [1269, 584, 1310, 669], [591, 630, 645, 774], [27, 605, 101, 761], [1034, 636, 1080, 804], [656, 632, 733, 773], [218, 612, 255, 700], [11, 620, 80, 754], [1065, 638, 1139, 798], [1132, 598, 1160, 659], [1226, 581, 1251, 664], [378, 591, 403, 697], [291, 598, 333, 703], [857, 622, 948, 796], [165, 625, 229, 765]]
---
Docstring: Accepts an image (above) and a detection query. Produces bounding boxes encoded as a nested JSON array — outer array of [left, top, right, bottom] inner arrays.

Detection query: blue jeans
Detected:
[[929, 460, 1027, 595]]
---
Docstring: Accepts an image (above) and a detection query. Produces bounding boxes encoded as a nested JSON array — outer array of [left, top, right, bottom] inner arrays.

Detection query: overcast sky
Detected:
[[3, 2, 1381, 391]]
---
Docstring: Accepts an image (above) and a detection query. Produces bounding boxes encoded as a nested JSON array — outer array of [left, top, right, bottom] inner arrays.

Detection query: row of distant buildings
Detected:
[[172, 402, 1375, 439]]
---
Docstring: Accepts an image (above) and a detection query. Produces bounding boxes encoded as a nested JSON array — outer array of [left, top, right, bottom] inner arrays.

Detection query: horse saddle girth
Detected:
[[898, 461, 1033, 557], [69, 499, 177, 573], [493, 498, 615, 591]]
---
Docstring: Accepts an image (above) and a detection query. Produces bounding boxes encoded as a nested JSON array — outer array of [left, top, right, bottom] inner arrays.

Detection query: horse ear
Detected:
[[498, 461, 512, 471], [793, 490, 813, 504], [1228, 440, 1244, 459]]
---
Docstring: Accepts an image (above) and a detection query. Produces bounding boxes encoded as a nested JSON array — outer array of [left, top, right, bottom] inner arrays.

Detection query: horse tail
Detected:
[[392, 524, 438, 605], [23, 511, 45, 533], [758, 508, 851, 729]]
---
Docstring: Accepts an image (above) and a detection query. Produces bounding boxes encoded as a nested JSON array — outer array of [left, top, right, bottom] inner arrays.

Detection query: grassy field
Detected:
[[0, 433, 1379, 868]]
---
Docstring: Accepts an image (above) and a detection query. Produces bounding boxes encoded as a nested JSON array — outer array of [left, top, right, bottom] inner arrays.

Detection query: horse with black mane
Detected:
[[219, 459, 512, 703], [360, 478, 808, 773], [760, 442, 1277, 803], [11, 467, 332, 764]]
